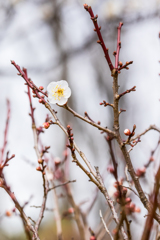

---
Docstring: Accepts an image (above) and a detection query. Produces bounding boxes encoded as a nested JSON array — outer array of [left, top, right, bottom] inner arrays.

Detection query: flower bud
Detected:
[[39, 99, 43, 103], [125, 197, 131, 203], [135, 207, 141, 213], [39, 86, 44, 90], [90, 236, 96, 240], [36, 166, 42, 171], [136, 167, 146, 177], [43, 122, 50, 129], [68, 207, 74, 214], [54, 157, 61, 166], [38, 159, 43, 164], [114, 191, 120, 198], [107, 166, 115, 173], [6, 211, 12, 217], [124, 129, 131, 136]]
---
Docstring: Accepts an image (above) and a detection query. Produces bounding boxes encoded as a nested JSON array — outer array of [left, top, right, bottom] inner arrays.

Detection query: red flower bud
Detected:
[[90, 236, 96, 240], [119, 61, 123, 66], [107, 166, 115, 173], [136, 167, 146, 177], [125, 198, 131, 203], [124, 129, 131, 136], [36, 166, 42, 171], [68, 207, 74, 214], [39, 86, 44, 90], [38, 159, 43, 164], [43, 122, 50, 129]]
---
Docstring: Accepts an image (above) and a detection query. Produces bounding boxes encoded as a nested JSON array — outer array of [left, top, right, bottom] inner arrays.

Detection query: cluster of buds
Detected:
[[125, 202, 141, 215], [66, 125, 75, 154], [31, 85, 47, 105], [113, 181, 140, 215], [99, 100, 113, 108], [114, 185, 128, 205], [118, 61, 133, 71], [123, 125, 138, 148], [36, 158, 46, 175], [124, 124, 136, 137]]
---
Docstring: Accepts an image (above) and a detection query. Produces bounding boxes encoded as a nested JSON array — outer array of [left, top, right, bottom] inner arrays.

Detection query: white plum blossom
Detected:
[[47, 80, 71, 105]]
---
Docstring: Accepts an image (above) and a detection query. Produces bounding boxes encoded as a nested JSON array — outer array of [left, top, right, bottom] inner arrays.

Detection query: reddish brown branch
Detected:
[[83, 4, 114, 71], [0, 178, 39, 239], [11, 61, 47, 104], [62, 104, 115, 136], [100, 101, 114, 108], [141, 167, 160, 240], [115, 22, 123, 69], [118, 86, 136, 99], [118, 61, 133, 71], [27, 84, 35, 125], [0, 100, 10, 164]]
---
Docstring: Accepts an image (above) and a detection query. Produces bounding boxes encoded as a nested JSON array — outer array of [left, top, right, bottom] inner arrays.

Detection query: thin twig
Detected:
[[62, 104, 115, 136], [0, 100, 10, 164], [83, 4, 114, 71], [52, 184, 63, 240], [99, 210, 114, 240], [131, 125, 160, 142], [115, 22, 123, 69], [48, 180, 76, 192]]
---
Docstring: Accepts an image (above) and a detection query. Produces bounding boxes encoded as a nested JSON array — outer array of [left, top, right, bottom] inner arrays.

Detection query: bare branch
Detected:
[[99, 210, 114, 240]]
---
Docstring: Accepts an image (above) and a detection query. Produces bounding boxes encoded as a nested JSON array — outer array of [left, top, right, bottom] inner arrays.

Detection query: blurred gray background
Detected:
[[0, 0, 160, 239]]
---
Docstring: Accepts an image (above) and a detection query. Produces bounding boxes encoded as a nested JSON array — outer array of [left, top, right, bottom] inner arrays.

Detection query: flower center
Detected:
[[52, 85, 64, 100]]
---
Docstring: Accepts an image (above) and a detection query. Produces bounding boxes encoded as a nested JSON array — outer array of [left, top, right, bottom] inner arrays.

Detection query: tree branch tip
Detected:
[[83, 3, 89, 10]]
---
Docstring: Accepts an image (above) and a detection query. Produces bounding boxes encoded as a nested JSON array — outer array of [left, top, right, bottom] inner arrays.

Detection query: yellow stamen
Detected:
[[52, 85, 64, 100]]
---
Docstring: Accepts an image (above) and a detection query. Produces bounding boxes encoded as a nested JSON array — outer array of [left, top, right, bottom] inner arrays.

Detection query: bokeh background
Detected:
[[0, 0, 160, 239]]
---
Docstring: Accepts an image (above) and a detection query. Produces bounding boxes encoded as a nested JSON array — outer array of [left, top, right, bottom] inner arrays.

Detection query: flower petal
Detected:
[[64, 87, 71, 98], [57, 97, 68, 105], [48, 97, 58, 104], [47, 82, 57, 92], [58, 80, 68, 88]]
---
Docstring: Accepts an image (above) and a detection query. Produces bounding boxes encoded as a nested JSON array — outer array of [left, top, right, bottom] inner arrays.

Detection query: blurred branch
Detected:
[[99, 210, 114, 240], [0, 100, 10, 164]]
